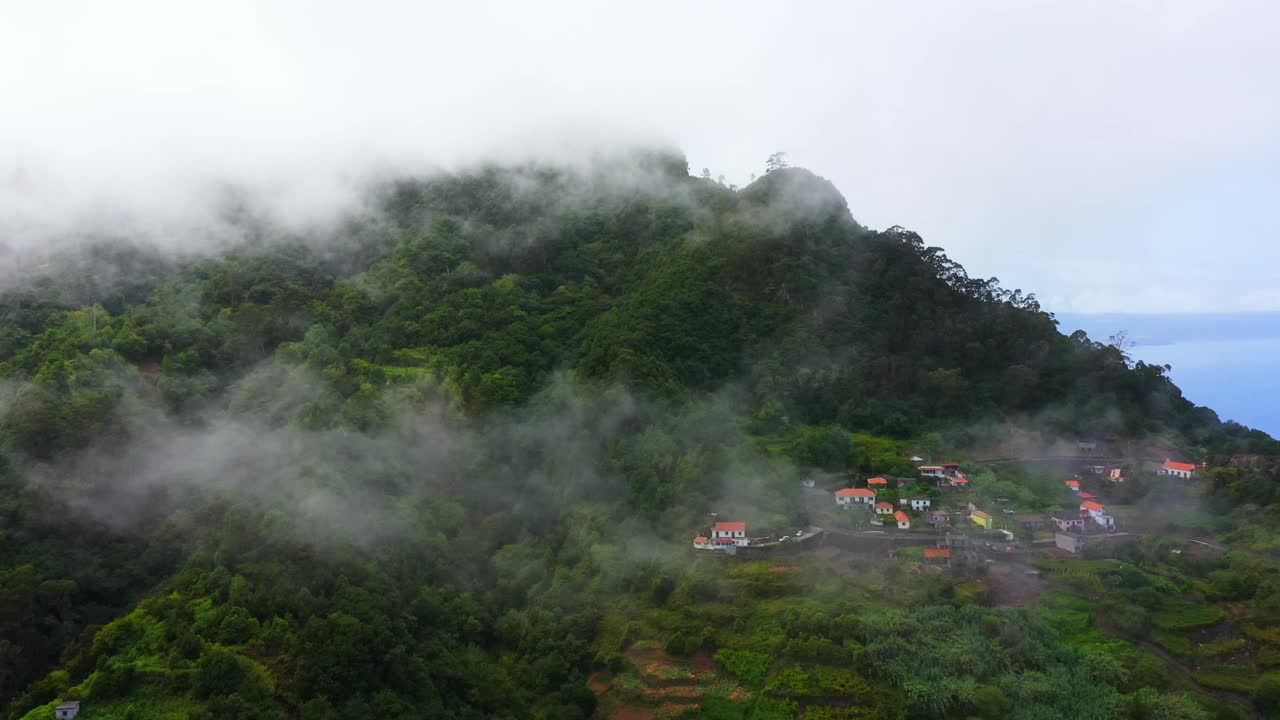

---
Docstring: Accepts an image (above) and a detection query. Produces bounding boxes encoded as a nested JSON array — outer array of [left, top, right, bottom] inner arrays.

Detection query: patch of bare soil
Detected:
[[688, 649, 713, 675], [589, 672, 613, 695], [982, 561, 1045, 607]]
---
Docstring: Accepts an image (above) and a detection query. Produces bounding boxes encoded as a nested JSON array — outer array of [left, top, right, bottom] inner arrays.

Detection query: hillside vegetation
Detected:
[[1, 150, 1277, 720]]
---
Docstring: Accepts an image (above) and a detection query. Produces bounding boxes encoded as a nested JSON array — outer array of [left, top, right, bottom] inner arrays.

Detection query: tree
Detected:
[[1255, 672, 1280, 716], [765, 152, 789, 173]]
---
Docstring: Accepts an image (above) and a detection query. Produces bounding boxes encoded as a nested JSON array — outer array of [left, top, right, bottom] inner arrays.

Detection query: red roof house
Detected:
[[835, 487, 875, 505], [1064, 480, 1080, 489], [1077, 492, 1096, 499], [834, 484, 875, 497], [711, 521, 748, 546], [867, 477, 889, 486], [894, 510, 910, 529], [923, 548, 951, 559], [875, 501, 894, 515], [1160, 460, 1197, 478]]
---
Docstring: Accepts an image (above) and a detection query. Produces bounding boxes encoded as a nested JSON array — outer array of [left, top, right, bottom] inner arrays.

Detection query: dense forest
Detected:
[[2, 150, 1278, 720]]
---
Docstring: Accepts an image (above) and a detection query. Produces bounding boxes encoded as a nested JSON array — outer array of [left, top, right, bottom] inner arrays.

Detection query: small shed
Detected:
[[56, 701, 81, 720], [894, 510, 910, 529]]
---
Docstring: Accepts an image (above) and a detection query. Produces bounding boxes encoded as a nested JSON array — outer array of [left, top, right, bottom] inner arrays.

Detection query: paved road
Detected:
[[971, 455, 1127, 466]]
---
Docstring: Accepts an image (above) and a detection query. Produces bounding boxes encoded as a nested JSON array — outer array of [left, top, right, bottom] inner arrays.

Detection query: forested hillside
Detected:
[[2, 150, 1277, 720]]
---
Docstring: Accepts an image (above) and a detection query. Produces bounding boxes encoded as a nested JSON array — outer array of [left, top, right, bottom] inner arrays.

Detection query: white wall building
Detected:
[[711, 521, 749, 547]]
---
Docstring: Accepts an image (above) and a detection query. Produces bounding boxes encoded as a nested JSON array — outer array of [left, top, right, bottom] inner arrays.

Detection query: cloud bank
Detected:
[[2, 1, 1278, 312]]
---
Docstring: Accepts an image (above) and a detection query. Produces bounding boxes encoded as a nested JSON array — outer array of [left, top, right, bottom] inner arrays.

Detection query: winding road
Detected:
[[1093, 617, 1261, 719]]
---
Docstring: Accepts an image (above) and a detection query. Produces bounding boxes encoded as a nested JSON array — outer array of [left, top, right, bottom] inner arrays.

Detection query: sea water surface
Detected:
[[1056, 313, 1280, 436]]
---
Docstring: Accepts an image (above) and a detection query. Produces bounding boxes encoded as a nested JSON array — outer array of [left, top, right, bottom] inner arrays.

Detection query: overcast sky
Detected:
[[2, 1, 1278, 313]]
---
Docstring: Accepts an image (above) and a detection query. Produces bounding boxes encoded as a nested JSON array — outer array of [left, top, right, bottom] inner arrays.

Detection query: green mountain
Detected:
[[1, 150, 1278, 720]]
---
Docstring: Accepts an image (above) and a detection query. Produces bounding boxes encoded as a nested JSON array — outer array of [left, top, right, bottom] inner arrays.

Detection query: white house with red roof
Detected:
[[894, 510, 911, 529], [711, 521, 749, 547], [867, 476, 889, 488], [1079, 500, 1106, 520], [918, 465, 947, 479], [875, 501, 894, 515], [835, 487, 875, 507], [1159, 460, 1197, 479]]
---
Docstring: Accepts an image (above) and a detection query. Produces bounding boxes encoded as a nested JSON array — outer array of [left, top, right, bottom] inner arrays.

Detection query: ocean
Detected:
[[1055, 313, 1280, 437]]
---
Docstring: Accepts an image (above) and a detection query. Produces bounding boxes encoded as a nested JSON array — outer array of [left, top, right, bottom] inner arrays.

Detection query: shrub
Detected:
[[1254, 672, 1280, 715], [749, 697, 798, 720], [1152, 603, 1224, 631], [715, 649, 773, 687], [1193, 672, 1256, 694]]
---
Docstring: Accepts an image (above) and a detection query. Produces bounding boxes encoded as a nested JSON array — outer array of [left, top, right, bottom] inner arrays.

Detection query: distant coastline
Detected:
[[1055, 312, 1280, 436]]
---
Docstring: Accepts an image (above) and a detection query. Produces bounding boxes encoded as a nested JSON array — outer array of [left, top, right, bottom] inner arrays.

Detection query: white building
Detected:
[[835, 488, 876, 506], [56, 702, 81, 720], [898, 496, 931, 511], [1159, 460, 1196, 479], [711, 521, 749, 546]]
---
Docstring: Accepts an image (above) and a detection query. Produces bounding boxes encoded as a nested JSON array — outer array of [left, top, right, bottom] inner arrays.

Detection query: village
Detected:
[[691, 452, 1207, 573]]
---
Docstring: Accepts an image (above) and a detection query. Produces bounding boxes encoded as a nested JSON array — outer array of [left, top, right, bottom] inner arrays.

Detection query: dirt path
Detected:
[[1094, 618, 1260, 719]]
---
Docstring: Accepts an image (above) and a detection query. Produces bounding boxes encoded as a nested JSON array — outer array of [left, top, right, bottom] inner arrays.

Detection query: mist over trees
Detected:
[[0, 150, 1275, 719]]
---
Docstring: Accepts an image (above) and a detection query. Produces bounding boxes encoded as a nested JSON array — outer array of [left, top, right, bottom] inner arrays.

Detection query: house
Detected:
[[1064, 480, 1080, 491], [923, 548, 951, 562], [1051, 512, 1085, 533], [954, 501, 975, 518], [918, 465, 947, 479], [1104, 466, 1124, 482], [693, 535, 711, 549], [875, 501, 895, 515], [1016, 515, 1046, 530], [941, 462, 962, 474], [55, 702, 80, 720], [835, 488, 875, 506], [1055, 532, 1086, 554], [1079, 501, 1105, 519], [928, 509, 950, 525], [894, 510, 910, 529], [910, 455, 925, 462], [866, 476, 889, 488], [1077, 492, 1096, 500], [1092, 512, 1116, 531], [970, 510, 993, 529], [898, 496, 931, 511], [712, 521, 749, 547], [1159, 460, 1197, 479]]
